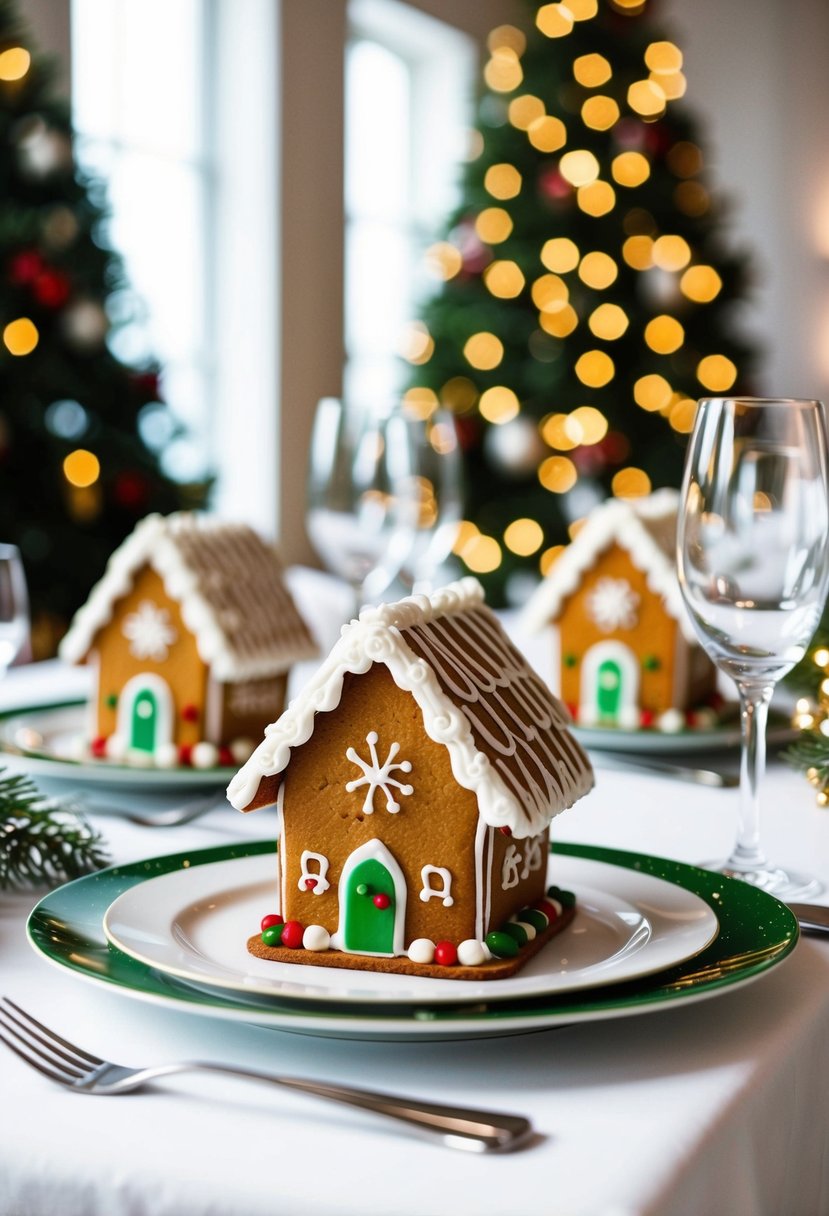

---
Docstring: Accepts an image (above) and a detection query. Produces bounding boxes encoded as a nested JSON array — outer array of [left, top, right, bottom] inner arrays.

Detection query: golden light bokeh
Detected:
[[633, 373, 673, 412], [508, 93, 546, 130], [559, 148, 600, 187], [628, 79, 666, 118], [645, 41, 683, 73], [573, 52, 612, 87], [484, 259, 526, 298], [0, 47, 31, 81], [3, 317, 39, 356], [575, 349, 615, 387], [425, 241, 462, 280], [504, 517, 544, 556], [440, 376, 478, 412], [652, 234, 691, 271], [622, 234, 654, 269], [655, 71, 686, 100], [463, 331, 505, 370], [581, 95, 620, 131], [697, 353, 737, 391], [541, 236, 580, 273], [531, 273, 569, 312], [540, 413, 578, 450], [539, 454, 578, 493], [578, 250, 618, 289], [452, 520, 480, 555], [540, 545, 566, 575], [527, 115, 567, 153], [566, 0, 599, 17], [538, 303, 579, 337], [612, 151, 651, 188], [577, 180, 616, 216], [63, 448, 101, 488], [588, 302, 629, 340], [479, 385, 520, 424], [612, 467, 652, 497], [402, 387, 439, 419], [566, 405, 608, 444], [680, 264, 722, 302], [484, 163, 523, 200], [400, 320, 434, 364], [668, 395, 697, 432], [462, 533, 503, 573], [488, 25, 526, 56], [475, 207, 513, 245], [644, 314, 685, 354], [484, 49, 524, 93], [536, 3, 575, 38]]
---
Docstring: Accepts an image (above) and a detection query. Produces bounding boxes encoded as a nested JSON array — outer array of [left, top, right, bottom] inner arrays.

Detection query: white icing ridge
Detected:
[[227, 577, 594, 839], [520, 489, 699, 644], [58, 512, 318, 681]]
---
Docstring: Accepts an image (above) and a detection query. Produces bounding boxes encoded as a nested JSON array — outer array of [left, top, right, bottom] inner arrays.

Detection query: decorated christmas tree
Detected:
[[406, 0, 756, 606], [0, 0, 208, 655]]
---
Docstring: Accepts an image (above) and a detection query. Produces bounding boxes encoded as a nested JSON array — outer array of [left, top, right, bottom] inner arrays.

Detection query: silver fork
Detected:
[[0, 998, 532, 1153]]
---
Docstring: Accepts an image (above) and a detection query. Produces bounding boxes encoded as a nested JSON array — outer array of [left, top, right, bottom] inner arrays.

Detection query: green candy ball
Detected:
[[519, 908, 548, 932], [485, 930, 519, 959], [262, 924, 285, 946], [502, 922, 529, 947], [547, 884, 576, 909]]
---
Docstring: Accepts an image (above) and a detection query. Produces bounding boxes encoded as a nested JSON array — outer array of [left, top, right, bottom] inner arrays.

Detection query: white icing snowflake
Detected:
[[122, 599, 178, 662], [345, 731, 413, 814], [586, 577, 639, 632]]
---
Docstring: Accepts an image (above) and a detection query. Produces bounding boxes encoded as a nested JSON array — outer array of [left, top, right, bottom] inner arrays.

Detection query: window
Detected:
[[344, 0, 475, 409]]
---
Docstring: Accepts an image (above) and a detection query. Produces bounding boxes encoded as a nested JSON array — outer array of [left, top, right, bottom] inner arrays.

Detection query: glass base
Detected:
[[701, 860, 824, 901]]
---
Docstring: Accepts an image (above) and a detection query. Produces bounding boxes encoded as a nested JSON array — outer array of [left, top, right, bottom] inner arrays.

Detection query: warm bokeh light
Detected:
[[464, 331, 505, 370], [504, 517, 545, 556], [573, 52, 612, 86], [559, 149, 600, 187], [488, 25, 526, 56], [578, 251, 618, 289], [622, 234, 654, 269], [0, 47, 31, 81], [485, 49, 523, 93], [612, 151, 651, 188], [645, 41, 683, 73], [575, 349, 615, 387], [527, 115, 567, 152], [652, 235, 691, 271], [627, 79, 666, 118], [538, 303, 579, 337], [566, 0, 599, 17], [668, 395, 697, 432], [566, 406, 608, 444], [541, 237, 580, 273], [484, 259, 526, 298], [425, 241, 462, 280], [508, 94, 545, 130], [680, 264, 722, 302], [667, 141, 703, 178], [655, 70, 687, 100], [589, 302, 629, 340], [644, 315, 685, 354], [402, 387, 439, 419], [540, 544, 566, 575], [697, 353, 737, 391], [484, 163, 522, 199], [532, 273, 569, 312], [475, 207, 514, 244], [612, 467, 652, 497], [462, 533, 503, 573], [3, 317, 39, 355], [400, 320, 434, 364], [541, 413, 578, 450], [63, 448, 101, 488], [479, 385, 520, 424], [539, 454, 578, 492], [440, 377, 478, 412], [577, 181, 616, 216], [536, 3, 575, 38], [581, 95, 620, 130], [633, 373, 673, 412]]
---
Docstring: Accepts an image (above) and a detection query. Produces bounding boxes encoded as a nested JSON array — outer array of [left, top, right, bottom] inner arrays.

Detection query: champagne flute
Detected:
[[306, 397, 418, 618], [677, 397, 829, 899], [0, 544, 30, 677], [398, 408, 463, 594]]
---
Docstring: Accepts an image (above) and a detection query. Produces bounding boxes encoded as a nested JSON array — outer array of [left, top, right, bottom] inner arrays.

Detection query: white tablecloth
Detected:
[[1, 641, 828, 1215]]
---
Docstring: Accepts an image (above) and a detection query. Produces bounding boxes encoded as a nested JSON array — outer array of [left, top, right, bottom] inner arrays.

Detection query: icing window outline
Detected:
[[298, 850, 331, 895], [419, 865, 454, 907], [501, 843, 522, 891]]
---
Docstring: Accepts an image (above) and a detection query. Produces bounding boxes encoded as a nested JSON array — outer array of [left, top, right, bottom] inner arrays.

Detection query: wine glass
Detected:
[[677, 397, 829, 899], [397, 408, 463, 594], [306, 397, 418, 618], [0, 544, 30, 677]]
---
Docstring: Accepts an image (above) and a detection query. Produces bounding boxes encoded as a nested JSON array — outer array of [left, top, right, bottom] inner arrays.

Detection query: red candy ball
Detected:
[[280, 920, 304, 949], [372, 893, 390, 909], [177, 744, 193, 766], [218, 746, 234, 767], [434, 940, 458, 966], [90, 736, 108, 759], [533, 898, 559, 921], [180, 704, 199, 723], [260, 914, 283, 932]]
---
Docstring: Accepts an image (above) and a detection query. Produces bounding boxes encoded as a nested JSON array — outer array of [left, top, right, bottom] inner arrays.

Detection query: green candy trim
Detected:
[[547, 884, 576, 909], [261, 924, 285, 946], [502, 921, 529, 947], [485, 930, 519, 959], [519, 907, 548, 931]]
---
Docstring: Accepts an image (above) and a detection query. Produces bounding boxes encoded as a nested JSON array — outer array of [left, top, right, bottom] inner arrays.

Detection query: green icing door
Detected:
[[343, 857, 396, 954], [596, 659, 622, 721], [130, 688, 159, 752]]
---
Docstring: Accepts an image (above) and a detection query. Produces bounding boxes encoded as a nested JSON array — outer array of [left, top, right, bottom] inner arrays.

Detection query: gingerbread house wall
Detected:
[[277, 663, 545, 952]]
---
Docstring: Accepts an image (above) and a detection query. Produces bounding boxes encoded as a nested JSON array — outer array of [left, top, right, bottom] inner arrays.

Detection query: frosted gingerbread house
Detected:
[[521, 490, 717, 731], [59, 513, 317, 768], [227, 578, 593, 978]]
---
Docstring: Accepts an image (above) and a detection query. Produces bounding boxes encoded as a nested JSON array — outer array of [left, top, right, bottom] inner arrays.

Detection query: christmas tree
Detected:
[[406, 0, 756, 606], [0, 0, 208, 655]]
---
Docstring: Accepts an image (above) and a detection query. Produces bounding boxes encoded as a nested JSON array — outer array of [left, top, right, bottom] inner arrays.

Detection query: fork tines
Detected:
[[0, 996, 100, 1085]]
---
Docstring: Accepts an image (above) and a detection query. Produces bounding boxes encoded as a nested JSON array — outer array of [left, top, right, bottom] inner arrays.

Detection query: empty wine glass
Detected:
[[677, 397, 829, 899], [397, 408, 463, 594], [0, 544, 30, 677], [306, 397, 418, 618]]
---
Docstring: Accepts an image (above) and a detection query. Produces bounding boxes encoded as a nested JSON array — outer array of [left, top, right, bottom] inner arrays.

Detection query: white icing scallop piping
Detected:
[[227, 578, 593, 839]]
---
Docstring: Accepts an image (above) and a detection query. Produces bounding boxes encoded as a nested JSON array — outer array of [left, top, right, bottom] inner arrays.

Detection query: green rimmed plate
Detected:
[[27, 840, 799, 1041]]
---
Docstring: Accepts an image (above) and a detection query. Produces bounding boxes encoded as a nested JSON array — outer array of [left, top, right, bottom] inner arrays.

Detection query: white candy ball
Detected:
[[658, 708, 685, 733], [303, 925, 331, 952], [230, 737, 255, 763], [105, 733, 126, 761], [154, 742, 179, 769], [191, 741, 219, 770], [618, 706, 640, 730], [457, 939, 487, 967], [125, 748, 153, 767], [407, 938, 435, 964], [512, 919, 536, 942]]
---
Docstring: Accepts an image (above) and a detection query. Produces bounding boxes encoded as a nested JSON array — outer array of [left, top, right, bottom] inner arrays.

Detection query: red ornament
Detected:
[[130, 370, 162, 401], [178, 743, 194, 766], [181, 704, 199, 723], [640, 708, 655, 728], [372, 892, 391, 909], [33, 268, 71, 308], [260, 914, 283, 931], [90, 735, 108, 759], [8, 249, 43, 285], [112, 471, 149, 511], [218, 746, 234, 767], [305, 878, 318, 891], [538, 167, 572, 202], [280, 920, 304, 949], [434, 941, 458, 966], [533, 898, 559, 921]]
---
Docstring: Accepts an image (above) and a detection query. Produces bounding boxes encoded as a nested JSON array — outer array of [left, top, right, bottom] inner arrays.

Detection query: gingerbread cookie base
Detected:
[[246, 903, 575, 982]]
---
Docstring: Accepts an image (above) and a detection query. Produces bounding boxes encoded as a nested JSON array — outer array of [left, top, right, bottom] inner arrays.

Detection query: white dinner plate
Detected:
[[103, 852, 719, 1006], [572, 708, 797, 755]]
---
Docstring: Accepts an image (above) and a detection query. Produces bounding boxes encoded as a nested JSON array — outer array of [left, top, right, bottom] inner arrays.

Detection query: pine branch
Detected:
[[0, 768, 108, 890]]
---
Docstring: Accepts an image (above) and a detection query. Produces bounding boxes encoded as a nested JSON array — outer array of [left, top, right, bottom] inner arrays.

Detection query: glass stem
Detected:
[[727, 680, 773, 874]]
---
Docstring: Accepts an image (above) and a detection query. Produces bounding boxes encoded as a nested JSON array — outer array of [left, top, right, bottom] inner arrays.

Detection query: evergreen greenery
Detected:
[[0, 767, 107, 889]]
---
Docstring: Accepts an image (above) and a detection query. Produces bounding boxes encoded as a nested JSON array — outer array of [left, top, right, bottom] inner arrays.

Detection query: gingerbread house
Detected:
[[521, 490, 716, 731], [227, 578, 593, 975], [59, 513, 317, 768]]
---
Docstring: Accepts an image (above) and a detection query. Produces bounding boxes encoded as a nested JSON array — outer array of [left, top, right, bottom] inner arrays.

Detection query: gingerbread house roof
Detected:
[[58, 513, 318, 681], [520, 489, 697, 644], [227, 578, 593, 838]]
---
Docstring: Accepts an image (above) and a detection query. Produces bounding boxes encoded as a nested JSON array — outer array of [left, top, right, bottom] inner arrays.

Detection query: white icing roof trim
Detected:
[[58, 513, 316, 681], [227, 577, 592, 838], [520, 489, 698, 645]]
